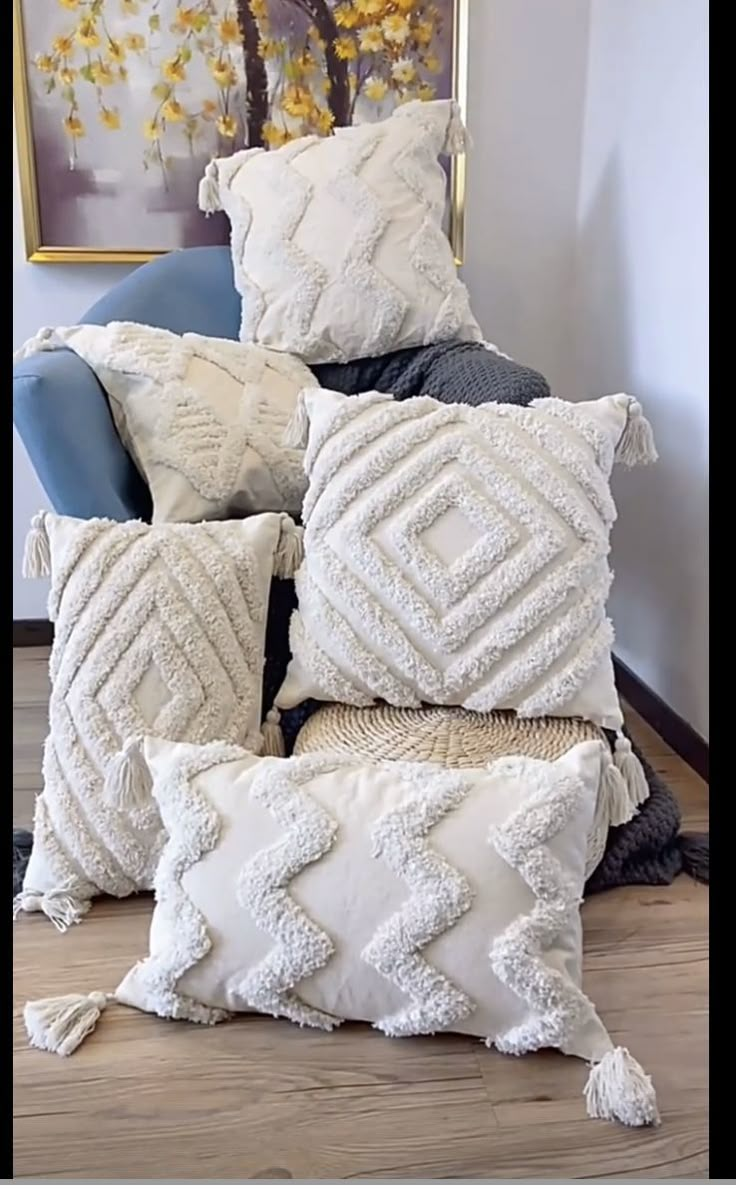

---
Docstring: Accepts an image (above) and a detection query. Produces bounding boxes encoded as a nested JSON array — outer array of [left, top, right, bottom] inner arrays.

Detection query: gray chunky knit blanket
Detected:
[[12, 341, 707, 898]]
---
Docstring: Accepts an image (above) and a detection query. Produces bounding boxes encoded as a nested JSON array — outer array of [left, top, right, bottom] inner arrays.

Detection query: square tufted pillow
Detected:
[[276, 385, 658, 736], [14, 509, 301, 929], [32, 737, 656, 1126], [198, 99, 482, 364], [14, 323, 318, 521]]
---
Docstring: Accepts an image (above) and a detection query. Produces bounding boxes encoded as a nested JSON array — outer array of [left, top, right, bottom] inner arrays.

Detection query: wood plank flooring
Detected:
[[12, 646, 709, 1180]]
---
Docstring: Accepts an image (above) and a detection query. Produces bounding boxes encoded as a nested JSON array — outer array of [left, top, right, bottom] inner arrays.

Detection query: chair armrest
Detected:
[[13, 348, 151, 521]]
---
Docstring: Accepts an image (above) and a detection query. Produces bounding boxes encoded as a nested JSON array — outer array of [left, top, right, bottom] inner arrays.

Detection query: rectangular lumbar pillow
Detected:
[[276, 386, 657, 751], [14, 323, 318, 522], [198, 99, 482, 363], [14, 509, 302, 929], [22, 738, 659, 1128]]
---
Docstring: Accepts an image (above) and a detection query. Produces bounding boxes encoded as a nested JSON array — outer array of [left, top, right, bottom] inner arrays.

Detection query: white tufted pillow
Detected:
[[198, 99, 482, 364], [105, 737, 658, 1127], [14, 323, 317, 522], [15, 510, 299, 929], [276, 385, 658, 734]]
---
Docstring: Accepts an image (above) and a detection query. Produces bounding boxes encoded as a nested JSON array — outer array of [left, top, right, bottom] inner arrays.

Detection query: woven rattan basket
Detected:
[[294, 705, 616, 879]]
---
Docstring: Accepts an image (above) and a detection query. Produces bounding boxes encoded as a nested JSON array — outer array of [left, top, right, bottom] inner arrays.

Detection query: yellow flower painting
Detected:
[[16, 0, 460, 256]]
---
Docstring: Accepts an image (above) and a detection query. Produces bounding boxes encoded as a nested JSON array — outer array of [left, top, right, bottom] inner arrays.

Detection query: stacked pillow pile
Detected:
[[15, 100, 660, 1130]]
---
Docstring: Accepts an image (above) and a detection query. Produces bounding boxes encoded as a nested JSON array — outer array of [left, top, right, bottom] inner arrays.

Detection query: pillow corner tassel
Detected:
[[615, 396, 659, 468], [103, 735, 151, 812], [274, 516, 304, 580], [24, 990, 111, 1057], [613, 733, 649, 814], [444, 99, 473, 155], [197, 159, 221, 216], [583, 1046, 660, 1128], [13, 886, 91, 933], [13, 326, 60, 364], [22, 510, 51, 579], [260, 707, 285, 758], [282, 388, 310, 450]]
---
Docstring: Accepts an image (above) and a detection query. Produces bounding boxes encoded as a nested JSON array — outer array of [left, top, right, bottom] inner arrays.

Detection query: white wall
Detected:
[[12, 130, 132, 619], [572, 0, 709, 737], [463, 0, 592, 394]]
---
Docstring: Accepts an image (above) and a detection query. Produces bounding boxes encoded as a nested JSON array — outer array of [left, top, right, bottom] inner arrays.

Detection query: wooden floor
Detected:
[[13, 645, 709, 1181]]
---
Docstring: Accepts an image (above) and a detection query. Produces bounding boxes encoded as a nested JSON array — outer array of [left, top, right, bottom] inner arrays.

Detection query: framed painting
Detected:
[[14, 0, 468, 265]]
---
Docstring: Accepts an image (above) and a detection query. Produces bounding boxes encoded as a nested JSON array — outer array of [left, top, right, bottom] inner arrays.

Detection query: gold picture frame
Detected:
[[14, 0, 468, 265]]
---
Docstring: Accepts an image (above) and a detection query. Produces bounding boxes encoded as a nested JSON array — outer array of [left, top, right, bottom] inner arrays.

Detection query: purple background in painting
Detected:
[[23, 0, 455, 251]]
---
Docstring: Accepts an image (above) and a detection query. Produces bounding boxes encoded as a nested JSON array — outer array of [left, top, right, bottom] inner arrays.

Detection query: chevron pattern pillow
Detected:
[[14, 510, 300, 929], [14, 323, 318, 522], [106, 737, 658, 1127], [276, 386, 658, 734], [198, 99, 482, 364]]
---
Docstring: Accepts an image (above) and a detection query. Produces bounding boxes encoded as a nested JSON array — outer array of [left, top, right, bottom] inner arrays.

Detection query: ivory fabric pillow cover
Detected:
[[276, 386, 658, 737], [14, 323, 318, 521], [198, 99, 482, 363], [23, 737, 659, 1127], [14, 509, 301, 930]]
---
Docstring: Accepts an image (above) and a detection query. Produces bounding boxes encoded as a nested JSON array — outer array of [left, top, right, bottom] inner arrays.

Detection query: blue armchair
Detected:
[[13, 247, 241, 521]]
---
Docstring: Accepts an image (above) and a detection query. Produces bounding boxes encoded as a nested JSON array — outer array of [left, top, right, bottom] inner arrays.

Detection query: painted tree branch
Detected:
[[290, 0, 351, 128], [237, 0, 269, 147]]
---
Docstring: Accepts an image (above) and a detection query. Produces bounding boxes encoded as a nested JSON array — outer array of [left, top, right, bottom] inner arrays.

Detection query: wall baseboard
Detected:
[[11, 623, 708, 782], [613, 656, 709, 782], [13, 619, 53, 648]]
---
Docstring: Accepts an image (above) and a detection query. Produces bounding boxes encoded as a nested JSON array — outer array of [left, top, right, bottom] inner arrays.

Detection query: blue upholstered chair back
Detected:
[[13, 247, 242, 521]]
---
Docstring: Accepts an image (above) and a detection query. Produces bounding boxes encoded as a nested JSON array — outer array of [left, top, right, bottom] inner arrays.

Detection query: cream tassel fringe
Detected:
[[443, 99, 473, 155], [584, 1047, 660, 1127], [614, 733, 649, 811], [261, 707, 285, 757], [282, 389, 310, 450], [13, 327, 63, 364], [22, 510, 51, 579], [198, 160, 220, 215], [480, 339, 514, 363], [24, 991, 112, 1057], [599, 761, 638, 827], [274, 516, 304, 579], [614, 396, 659, 467], [103, 735, 151, 812], [13, 887, 91, 933]]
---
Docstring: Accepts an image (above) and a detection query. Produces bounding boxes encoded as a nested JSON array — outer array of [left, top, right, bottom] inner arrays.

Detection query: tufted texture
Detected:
[[200, 100, 481, 363], [18, 511, 289, 915], [276, 389, 632, 728]]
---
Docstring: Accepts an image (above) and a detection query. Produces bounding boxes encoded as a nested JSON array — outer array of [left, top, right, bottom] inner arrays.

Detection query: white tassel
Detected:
[[22, 511, 51, 579], [584, 1046, 660, 1127], [13, 327, 61, 364], [13, 887, 91, 933], [480, 339, 514, 363], [103, 736, 151, 811], [614, 734, 649, 812], [443, 99, 472, 154], [599, 762, 638, 827], [24, 991, 110, 1057], [615, 397, 658, 467], [282, 389, 309, 450], [198, 160, 220, 215], [274, 516, 304, 579], [260, 707, 285, 757]]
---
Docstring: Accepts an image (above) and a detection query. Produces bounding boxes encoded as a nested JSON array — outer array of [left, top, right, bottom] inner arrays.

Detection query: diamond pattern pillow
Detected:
[[15, 510, 300, 929], [276, 386, 658, 732], [198, 99, 482, 363], [103, 737, 657, 1127], [14, 323, 318, 521]]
